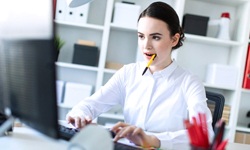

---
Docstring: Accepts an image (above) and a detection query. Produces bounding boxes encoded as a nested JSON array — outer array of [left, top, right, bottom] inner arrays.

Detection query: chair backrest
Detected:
[[206, 91, 225, 130]]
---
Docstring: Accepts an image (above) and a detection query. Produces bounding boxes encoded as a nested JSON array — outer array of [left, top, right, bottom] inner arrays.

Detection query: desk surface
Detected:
[[1, 126, 250, 150], [0, 127, 68, 150]]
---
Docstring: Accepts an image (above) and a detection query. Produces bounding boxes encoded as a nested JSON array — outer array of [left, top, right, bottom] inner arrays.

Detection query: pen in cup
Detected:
[[142, 54, 156, 76]]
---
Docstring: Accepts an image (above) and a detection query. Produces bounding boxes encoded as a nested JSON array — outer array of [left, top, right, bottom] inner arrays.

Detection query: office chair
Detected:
[[206, 91, 225, 130]]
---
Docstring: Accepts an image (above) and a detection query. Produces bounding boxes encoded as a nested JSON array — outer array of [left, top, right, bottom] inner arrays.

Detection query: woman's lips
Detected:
[[144, 53, 156, 59]]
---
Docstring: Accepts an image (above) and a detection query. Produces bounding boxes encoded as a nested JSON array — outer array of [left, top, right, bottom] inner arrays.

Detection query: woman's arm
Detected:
[[66, 66, 126, 128]]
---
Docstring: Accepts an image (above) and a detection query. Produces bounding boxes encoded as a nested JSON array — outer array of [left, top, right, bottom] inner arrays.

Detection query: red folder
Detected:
[[243, 44, 250, 89]]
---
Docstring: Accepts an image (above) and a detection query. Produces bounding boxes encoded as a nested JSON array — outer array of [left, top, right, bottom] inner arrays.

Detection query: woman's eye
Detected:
[[153, 36, 160, 40], [138, 35, 144, 39]]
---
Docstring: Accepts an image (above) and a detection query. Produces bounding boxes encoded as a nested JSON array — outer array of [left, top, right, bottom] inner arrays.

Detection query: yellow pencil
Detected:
[[142, 54, 156, 76]]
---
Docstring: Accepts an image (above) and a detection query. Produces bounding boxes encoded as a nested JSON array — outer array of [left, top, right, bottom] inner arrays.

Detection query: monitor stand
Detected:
[[0, 116, 14, 136]]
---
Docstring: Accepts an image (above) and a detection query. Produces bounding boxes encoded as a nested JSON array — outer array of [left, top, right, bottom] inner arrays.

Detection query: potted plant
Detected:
[[54, 35, 65, 60]]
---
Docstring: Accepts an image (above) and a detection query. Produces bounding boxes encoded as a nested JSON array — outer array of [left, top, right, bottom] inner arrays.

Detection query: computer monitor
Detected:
[[0, 0, 59, 138]]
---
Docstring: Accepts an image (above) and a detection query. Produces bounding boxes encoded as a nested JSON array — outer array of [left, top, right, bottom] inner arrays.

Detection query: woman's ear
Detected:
[[172, 33, 180, 47]]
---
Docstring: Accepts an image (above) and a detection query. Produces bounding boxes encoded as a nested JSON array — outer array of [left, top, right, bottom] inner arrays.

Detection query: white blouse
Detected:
[[67, 60, 214, 149]]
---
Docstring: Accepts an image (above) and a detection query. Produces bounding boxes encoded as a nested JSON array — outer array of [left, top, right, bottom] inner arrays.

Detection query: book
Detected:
[[63, 82, 92, 108], [243, 44, 250, 89]]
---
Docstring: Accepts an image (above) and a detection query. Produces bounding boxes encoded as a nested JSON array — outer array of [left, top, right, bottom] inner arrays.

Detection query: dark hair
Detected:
[[138, 1, 185, 50]]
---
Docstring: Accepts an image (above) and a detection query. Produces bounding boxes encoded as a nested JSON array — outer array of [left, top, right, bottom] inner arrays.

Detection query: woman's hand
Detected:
[[66, 115, 92, 129], [111, 122, 160, 148]]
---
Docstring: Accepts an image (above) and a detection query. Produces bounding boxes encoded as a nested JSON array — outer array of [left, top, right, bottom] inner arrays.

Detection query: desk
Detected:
[[0, 127, 68, 150], [1, 126, 250, 150]]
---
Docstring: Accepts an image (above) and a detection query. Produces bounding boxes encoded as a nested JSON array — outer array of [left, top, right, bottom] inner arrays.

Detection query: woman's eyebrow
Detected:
[[150, 33, 162, 36], [137, 32, 162, 36]]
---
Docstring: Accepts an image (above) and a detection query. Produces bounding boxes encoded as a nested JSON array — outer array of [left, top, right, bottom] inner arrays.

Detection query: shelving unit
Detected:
[[55, 0, 250, 142]]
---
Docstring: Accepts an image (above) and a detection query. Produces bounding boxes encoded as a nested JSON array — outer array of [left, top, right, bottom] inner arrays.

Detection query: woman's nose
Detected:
[[144, 39, 152, 50]]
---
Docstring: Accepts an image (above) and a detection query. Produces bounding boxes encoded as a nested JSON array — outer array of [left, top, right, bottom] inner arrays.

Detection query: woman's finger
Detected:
[[120, 126, 135, 138], [111, 121, 129, 131], [132, 127, 143, 136], [113, 126, 136, 142], [75, 117, 82, 128], [85, 116, 92, 124], [66, 116, 75, 124]]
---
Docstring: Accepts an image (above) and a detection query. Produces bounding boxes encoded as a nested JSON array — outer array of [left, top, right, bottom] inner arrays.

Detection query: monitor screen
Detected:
[[0, 0, 59, 138]]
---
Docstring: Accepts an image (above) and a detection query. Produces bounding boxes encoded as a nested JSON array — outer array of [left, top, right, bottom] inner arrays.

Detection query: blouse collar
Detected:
[[143, 60, 178, 79]]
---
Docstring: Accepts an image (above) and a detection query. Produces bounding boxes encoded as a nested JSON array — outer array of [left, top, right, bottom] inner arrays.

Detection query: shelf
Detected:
[[110, 23, 137, 32], [185, 34, 242, 47], [56, 62, 99, 72], [195, 0, 248, 6], [236, 125, 250, 133], [55, 20, 104, 31], [104, 68, 117, 74], [242, 88, 250, 93], [203, 82, 236, 90]]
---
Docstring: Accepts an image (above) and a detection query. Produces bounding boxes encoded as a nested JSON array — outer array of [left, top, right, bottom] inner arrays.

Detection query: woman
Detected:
[[66, 1, 214, 149]]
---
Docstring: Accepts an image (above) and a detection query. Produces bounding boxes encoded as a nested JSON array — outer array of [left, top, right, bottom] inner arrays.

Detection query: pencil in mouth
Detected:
[[142, 54, 156, 76], [146, 54, 156, 67], [152, 54, 157, 60]]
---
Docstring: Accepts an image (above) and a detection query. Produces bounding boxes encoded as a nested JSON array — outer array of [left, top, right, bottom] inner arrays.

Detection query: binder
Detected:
[[55, 0, 67, 21], [72, 44, 99, 66], [74, 3, 89, 23], [243, 44, 250, 89], [64, 6, 77, 22], [64, 3, 89, 23], [63, 82, 92, 108], [56, 80, 65, 104]]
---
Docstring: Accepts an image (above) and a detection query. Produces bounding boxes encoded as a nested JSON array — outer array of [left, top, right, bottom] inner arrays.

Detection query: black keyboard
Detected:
[[58, 124, 146, 150], [114, 142, 145, 150], [58, 124, 116, 141], [58, 124, 80, 141]]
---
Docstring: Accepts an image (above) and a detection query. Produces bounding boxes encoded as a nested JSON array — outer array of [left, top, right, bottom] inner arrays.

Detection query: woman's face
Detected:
[[137, 16, 179, 72]]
